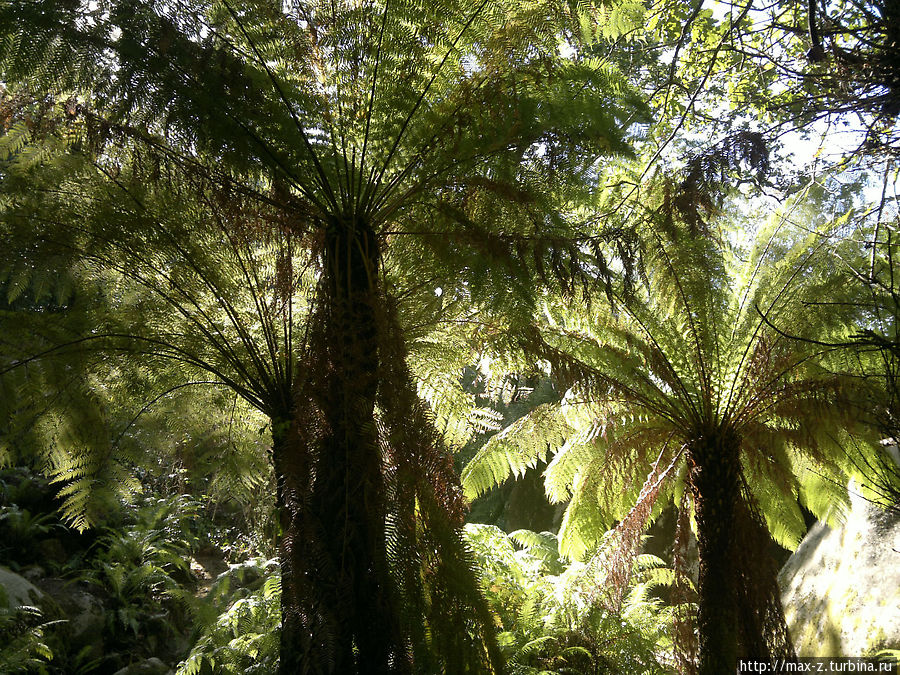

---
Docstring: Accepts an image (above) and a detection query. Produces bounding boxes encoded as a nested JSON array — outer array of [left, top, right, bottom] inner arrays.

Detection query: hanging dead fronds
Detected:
[[660, 130, 770, 235]]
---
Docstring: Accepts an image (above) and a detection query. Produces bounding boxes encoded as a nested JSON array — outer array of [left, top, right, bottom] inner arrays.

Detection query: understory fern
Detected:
[[177, 559, 281, 675], [464, 524, 674, 674], [0, 603, 57, 674]]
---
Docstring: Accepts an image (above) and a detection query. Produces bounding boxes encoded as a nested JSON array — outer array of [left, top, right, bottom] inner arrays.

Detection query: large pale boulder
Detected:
[[0, 565, 45, 609], [779, 490, 900, 656]]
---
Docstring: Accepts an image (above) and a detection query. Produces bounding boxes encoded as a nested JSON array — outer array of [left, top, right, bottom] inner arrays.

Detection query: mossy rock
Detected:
[[0, 565, 44, 609], [112, 657, 173, 675], [779, 490, 900, 656]]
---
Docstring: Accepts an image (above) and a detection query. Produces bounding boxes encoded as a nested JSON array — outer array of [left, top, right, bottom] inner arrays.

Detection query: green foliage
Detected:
[[465, 196, 880, 556], [830, 182, 900, 510], [875, 650, 900, 663], [0, 603, 56, 675], [80, 495, 199, 651], [0, 464, 283, 674], [0, 506, 61, 556], [0, 0, 651, 669], [462, 403, 569, 501], [2, 0, 893, 671], [465, 524, 674, 674], [177, 559, 281, 675]]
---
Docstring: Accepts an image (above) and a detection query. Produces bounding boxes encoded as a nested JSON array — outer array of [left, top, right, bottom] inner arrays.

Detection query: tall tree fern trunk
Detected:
[[689, 430, 741, 675], [275, 217, 406, 674]]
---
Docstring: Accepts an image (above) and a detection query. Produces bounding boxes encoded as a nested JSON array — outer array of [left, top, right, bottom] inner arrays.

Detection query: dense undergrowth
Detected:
[[0, 467, 277, 674], [0, 467, 683, 674]]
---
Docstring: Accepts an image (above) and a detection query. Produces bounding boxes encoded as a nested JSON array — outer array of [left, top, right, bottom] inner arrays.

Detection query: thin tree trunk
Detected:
[[689, 430, 741, 675], [275, 217, 406, 674], [271, 418, 311, 671]]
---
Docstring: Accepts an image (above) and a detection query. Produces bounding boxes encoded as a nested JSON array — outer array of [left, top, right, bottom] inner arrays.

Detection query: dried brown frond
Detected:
[[670, 492, 699, 675], [659, 131, 769, 236], [594, 441, 683, 612]]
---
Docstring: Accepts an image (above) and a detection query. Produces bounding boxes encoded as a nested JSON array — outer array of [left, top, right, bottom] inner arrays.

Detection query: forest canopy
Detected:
[[0, 0, 898, 674]]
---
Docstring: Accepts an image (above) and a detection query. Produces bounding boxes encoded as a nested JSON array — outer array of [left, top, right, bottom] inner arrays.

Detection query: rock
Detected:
[[22, 565, 46, 582], [191, 548, 228, 581], [0, 564, 45, 608], [779, 489, 900, 656], [112, 657, 173, 675], [35, 577, 107, 658]]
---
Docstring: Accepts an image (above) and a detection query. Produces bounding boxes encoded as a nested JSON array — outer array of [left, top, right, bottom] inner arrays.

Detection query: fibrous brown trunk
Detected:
[[687, 427, 796, 675], [688, 430, 741, 675], [274, 217, 407, 674]]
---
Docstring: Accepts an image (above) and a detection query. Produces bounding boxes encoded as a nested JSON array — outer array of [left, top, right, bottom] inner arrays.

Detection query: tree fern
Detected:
[[1, 0, 649, 671], [463, 186, 884, 673]]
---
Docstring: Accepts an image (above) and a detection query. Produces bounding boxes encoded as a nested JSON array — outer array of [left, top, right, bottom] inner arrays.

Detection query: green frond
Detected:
[[461, 403, 570, 500], [543, 425, 606, 505], [557, 469, 610, 561], [794, 455, 854, 527], [177, 559, 282, 675], [527, 194, 882, 565], [743, 466, 806, 551]]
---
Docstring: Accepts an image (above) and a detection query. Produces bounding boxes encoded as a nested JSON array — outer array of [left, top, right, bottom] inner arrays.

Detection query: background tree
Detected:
[[734, 0, 900, 158], [803, 168, 900, 510], [850, 206, 900, 509], [0, 0, 645, 671]]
